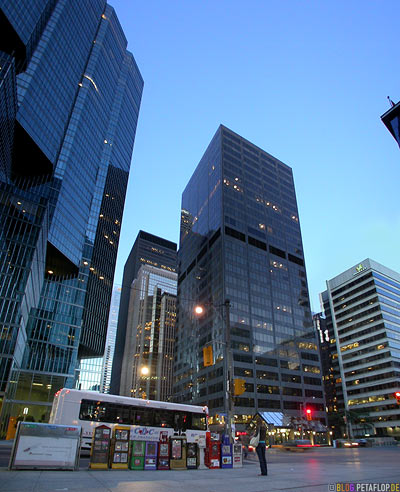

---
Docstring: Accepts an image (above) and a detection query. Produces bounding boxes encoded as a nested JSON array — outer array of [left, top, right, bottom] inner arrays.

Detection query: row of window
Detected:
[[79, 399, 207, 430]]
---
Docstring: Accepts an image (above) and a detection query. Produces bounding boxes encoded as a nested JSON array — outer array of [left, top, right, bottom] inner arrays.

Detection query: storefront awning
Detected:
[[258, 411, 285, 426]]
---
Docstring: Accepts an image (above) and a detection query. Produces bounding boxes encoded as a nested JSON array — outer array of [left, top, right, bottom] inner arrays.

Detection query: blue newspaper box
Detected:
[[144, 441, 158, 470], [220, 436, 233, 469]]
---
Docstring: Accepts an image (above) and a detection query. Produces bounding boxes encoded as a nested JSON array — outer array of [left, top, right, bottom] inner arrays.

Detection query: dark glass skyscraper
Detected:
[[111, 231, 177, 395], [0, 0, 143, 431], [175, 126, 327, 437]]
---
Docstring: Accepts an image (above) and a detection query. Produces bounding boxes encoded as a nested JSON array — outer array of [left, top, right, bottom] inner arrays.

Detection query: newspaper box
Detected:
[[144, 441, 158, 470], [169, 436, 187, 470], [158, 431, 170, 470], [130, 440, 145, 470], [221, 442, 233, 468], [205, 433, 220, 469], [232, 442, 243, 468], [90, 425, 111, 469], [110, 426, 130, 469], [186, 442, 198, 469]]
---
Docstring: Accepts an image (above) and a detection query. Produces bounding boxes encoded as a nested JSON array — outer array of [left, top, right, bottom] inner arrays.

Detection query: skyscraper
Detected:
[[175, 125, 327, 436], [119, 264, 177, 401], [111, 231, 177, 394], [101, 285, 122, 394], [321, 259, 400, 438], [76, 285, 121, 393], [0, 1, 143, 432]]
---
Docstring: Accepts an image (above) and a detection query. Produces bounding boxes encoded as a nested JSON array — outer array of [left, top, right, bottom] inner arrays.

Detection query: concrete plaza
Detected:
[[0, 447, 399, 492]]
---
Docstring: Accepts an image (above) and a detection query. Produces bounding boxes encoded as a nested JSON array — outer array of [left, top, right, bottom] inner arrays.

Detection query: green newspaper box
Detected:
[[130, 440, 145, 470]]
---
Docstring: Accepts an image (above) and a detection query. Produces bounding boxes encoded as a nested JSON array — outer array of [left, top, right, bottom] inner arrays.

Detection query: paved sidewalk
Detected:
[[0, 448, 399, 492]]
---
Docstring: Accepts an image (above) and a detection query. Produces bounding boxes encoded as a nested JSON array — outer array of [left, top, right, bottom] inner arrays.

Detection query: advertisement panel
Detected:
[[10, 423, 81, 470]]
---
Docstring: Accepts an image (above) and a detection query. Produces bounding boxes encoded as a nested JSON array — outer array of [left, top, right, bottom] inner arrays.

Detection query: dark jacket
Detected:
[[259, 424, 267, 442]]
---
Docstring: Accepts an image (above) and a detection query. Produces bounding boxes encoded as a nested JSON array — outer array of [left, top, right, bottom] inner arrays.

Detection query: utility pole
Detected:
[[224, 299, 234, 443]]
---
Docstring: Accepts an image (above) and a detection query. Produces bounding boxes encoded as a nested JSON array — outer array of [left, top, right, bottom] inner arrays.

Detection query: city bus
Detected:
[[49, 388, 209, 449]]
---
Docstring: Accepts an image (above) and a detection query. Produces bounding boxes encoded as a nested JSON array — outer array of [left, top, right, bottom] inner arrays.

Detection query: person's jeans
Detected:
[[256, 442, 268, 475]]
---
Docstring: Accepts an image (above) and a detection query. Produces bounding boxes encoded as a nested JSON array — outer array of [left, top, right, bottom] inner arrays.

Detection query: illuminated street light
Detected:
[[194, 305, 204, 315], [140, 366, 149, 376]]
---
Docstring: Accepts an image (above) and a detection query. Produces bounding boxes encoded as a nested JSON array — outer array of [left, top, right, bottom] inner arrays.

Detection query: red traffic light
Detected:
[[305, 408, 312, 420], [306, 408, 312, 414], [395, 392, 400, 398]]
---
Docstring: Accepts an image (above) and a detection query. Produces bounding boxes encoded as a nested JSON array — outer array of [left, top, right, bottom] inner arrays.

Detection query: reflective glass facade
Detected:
[[0, 1, 143, 433], [111, 231, 177, 394], [175, 126, 326, 431], [119, 265, 177, 401], [77, 284, 121, 393], [321, 259, 400, 438]]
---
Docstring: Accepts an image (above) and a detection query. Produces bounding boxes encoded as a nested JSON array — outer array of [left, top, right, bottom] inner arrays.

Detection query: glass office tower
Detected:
[[119, 265, 177, 401], [175, 125, 326, 436], [0, 1, 143, 432], [111, 231, 177, 395]]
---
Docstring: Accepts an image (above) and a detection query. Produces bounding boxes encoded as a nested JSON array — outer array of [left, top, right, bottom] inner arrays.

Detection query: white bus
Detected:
[[49, 388, 209, 449]]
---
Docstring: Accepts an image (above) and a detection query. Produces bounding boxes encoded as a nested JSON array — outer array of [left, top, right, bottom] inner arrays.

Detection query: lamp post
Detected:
[[140, 366, 149, 399], [195, 299, 234, 443]]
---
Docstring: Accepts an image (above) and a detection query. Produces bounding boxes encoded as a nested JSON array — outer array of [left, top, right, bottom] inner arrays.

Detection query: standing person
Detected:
[[254, 418, 268, 476]]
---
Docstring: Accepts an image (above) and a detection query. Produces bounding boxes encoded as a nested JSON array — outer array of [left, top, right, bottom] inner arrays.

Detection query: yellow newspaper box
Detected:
[[110, 426, 130, 469]]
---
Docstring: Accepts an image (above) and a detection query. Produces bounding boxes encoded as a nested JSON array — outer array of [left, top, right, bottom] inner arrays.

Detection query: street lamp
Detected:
[[139, 366, 150, 399], [194, 299, 234, 443]]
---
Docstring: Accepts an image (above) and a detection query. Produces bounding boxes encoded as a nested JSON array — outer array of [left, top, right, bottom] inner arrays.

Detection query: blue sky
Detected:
[[110, 0, 400, 310]]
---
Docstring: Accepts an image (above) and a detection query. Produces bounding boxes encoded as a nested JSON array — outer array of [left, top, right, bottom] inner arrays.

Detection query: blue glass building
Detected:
[[175, 126, 327, 441], [0, 0, 143, 431]]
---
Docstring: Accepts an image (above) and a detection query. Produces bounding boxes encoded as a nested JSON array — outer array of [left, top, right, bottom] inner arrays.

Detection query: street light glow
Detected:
[[194, 305, 204, 315], [141, 366, 149, 376]]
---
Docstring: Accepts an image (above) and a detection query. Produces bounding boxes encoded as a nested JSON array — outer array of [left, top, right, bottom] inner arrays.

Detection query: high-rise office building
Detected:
[[101, 285, 121, 394], [381, 99, 400, 148], [321, 259, 400, 438], [175, 125, 326, 436], [0, 1, 143, 432], [111, 231, 177, 394], [76, 285, 121, 393], [119, 265, 177, 401]]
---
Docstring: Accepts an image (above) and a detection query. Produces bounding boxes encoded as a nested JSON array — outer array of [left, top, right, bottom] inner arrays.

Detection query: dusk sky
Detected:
[[110, 0, 400, 311]]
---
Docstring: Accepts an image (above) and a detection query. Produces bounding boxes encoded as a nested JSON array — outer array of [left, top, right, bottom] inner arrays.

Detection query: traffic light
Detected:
[[233, 378, 246, 396], [395, 391, 400, 404], [203, 345, 214, 367], [305, 408, 312, 421]]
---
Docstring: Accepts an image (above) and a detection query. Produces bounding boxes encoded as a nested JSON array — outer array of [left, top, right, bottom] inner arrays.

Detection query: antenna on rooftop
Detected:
[[387, 96, 395, 108]]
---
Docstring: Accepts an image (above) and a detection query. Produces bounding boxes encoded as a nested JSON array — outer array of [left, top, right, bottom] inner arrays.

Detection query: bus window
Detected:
[[153, 409, 174, 428], [191, 413, 207, 431], [113, 404, 131, 424], [174, 412, 190, 432], [80, 400, 106, 421], [134, 408, 153, 427]]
